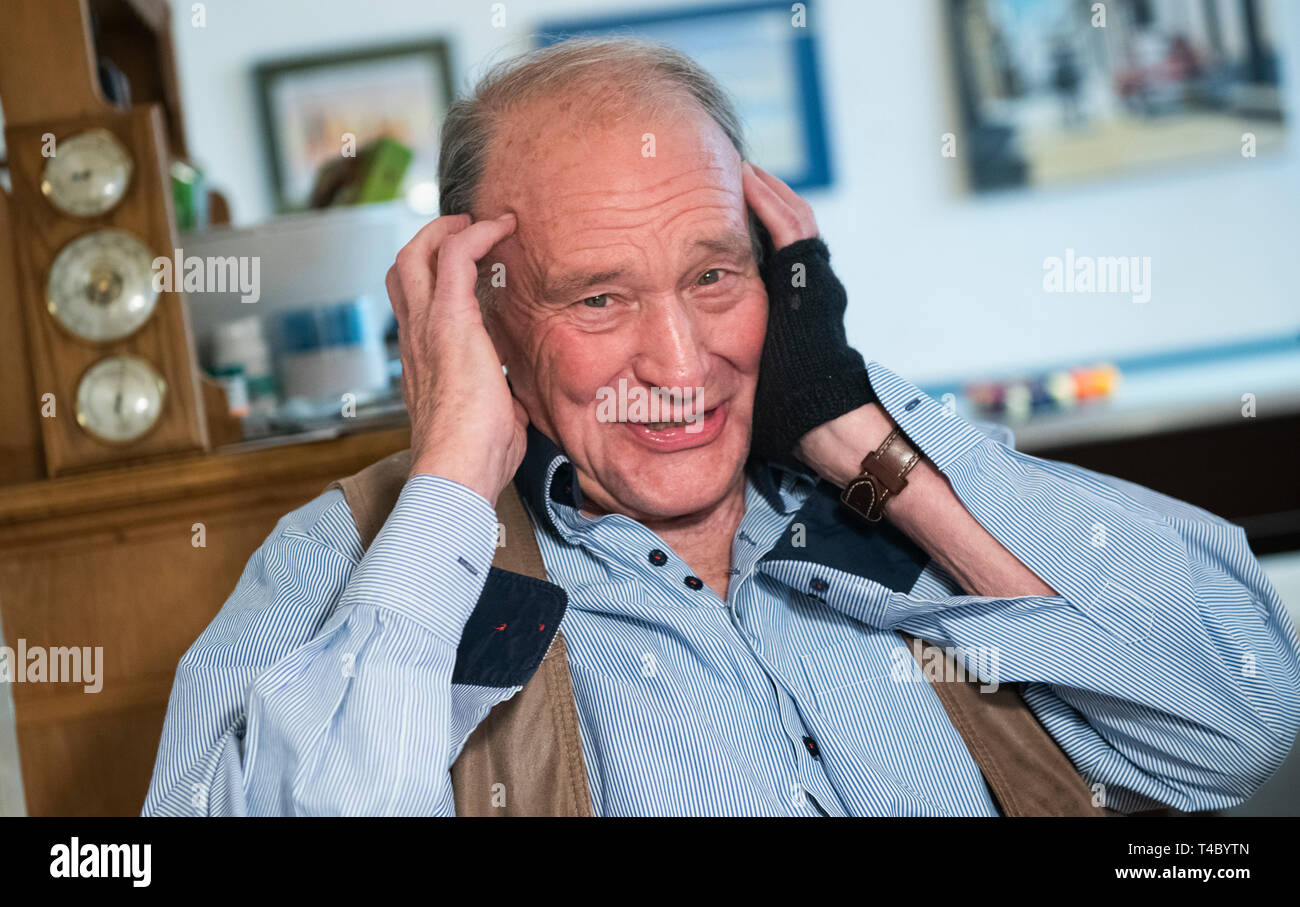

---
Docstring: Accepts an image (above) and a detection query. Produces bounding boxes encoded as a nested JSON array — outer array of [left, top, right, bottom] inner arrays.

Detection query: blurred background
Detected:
[[0, 0, 1296, 816]]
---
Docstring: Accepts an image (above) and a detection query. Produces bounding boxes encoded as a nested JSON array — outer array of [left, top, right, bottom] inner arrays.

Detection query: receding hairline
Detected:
[[441, 37, 762, 311], [478, 49, 716, 158], [439, 37, 750, 218]]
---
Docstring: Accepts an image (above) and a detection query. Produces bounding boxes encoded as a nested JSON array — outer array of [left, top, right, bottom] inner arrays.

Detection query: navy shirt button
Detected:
[[683, 576, 704, 590], [810, 577, 828, 594], [648, 549, 668, 566], [904, 397, 921, 411]]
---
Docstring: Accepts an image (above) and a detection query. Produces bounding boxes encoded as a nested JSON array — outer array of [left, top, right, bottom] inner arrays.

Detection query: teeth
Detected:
[[645, 421, 686, 430]]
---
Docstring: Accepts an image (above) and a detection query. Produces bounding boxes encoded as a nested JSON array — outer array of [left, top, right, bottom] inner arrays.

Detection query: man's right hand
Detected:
[[385, 212, 526, 506]]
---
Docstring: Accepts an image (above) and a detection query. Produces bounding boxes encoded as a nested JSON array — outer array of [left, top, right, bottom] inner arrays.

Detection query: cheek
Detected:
[[716, 286, 768, 375], [535, 325, 635, 411]]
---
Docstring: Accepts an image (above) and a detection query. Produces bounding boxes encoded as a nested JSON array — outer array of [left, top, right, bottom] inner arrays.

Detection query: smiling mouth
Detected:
[[623, 403, 728, 451], [632, 406, 717, 430]]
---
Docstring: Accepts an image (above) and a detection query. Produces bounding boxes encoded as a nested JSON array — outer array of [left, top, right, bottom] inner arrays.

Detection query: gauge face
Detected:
[[40, 129, 134, 217], [47, 229, 159, 342], [75, 356, 167, 443]]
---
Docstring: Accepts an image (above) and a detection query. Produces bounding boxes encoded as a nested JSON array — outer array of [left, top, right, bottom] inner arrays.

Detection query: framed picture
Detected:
[[255, 40, 454, 211], [537, 0, 833, 191], [946, 0, 1287, 192]]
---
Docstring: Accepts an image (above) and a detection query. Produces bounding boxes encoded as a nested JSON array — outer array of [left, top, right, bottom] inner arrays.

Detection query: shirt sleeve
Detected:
[[861, 360, 1300, 814], [142, 475, 521, 816]]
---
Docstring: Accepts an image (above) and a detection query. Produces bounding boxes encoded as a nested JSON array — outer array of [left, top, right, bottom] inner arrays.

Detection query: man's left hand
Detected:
[[742, 161, 877, 467]]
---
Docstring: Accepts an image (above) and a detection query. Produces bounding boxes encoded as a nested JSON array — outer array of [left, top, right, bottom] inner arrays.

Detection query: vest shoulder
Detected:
[[329, 448, 413, 551], [336, 448, 413, 493]]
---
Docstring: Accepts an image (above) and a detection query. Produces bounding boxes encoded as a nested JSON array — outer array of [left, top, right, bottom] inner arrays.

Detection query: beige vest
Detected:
[[329, 450, 1110, 816]]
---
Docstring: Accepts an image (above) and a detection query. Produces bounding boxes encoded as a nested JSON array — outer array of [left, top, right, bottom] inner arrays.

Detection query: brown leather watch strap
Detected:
[[840, 426, 921, 522]]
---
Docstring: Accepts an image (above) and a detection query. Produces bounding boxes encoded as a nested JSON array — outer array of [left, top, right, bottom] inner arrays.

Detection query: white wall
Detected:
[[169, 0, 1300, 384]]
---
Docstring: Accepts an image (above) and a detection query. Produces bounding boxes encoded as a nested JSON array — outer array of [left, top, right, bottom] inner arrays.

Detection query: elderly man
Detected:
[[145, 38, 1299, 817]]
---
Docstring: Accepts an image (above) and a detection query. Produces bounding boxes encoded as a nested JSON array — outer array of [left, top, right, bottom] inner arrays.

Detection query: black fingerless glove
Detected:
[[750, 236, 876, 465]]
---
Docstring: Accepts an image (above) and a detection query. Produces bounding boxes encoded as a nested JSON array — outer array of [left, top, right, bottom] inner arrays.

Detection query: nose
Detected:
[[633, 295, 710, 392]]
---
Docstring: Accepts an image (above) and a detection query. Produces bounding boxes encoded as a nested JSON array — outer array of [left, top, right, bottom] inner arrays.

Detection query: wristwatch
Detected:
[[840, 426, 921, 522]]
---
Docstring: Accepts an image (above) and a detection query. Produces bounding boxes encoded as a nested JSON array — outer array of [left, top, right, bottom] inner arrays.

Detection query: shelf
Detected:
[[0, 423, 410, 531]]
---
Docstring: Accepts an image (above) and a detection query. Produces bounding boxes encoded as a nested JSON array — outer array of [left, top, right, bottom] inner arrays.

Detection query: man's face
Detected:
[[476, 97, 767, 522]]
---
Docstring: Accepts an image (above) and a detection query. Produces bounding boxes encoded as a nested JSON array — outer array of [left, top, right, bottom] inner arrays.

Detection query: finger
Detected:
[[387, 263, 416, 373], [748, 163, 818, 241], [385, 264, 407, 327], [742, 162, 807, 249], [393, 213, 472, 313], [748, 162, 808, 214], [432, 212, 517, 315], [387, 267, 413, 412]]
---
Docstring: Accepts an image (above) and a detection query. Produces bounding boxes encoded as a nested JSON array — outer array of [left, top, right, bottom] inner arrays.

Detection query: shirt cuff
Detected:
[[867, 360, 997, 471], [338, 474, 500, 648]]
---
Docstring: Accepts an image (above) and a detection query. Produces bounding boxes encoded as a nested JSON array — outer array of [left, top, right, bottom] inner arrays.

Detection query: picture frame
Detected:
[[945, 0, 1287, 192], [537, 0, 833, 192], [255, 39, 454, 212]]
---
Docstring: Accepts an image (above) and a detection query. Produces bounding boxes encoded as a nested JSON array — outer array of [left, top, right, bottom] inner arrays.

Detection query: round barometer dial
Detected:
[[47, 229, 159, 342], [40, 128, 134, 216], [75, 355, 167, 443]]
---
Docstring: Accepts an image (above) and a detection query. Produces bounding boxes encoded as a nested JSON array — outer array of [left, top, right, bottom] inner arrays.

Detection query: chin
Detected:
[[600, 426, 751, 521]]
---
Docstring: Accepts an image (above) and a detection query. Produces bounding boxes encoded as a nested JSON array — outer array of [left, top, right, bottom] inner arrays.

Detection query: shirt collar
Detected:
[[513, 424, 579, 516], [509, 424, 929, 594], [750, 458, 818, 515]]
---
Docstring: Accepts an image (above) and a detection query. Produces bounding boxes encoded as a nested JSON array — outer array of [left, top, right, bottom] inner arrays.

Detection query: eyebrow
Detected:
[[540, 268, 627, 305], [540, 231, 754, 304]]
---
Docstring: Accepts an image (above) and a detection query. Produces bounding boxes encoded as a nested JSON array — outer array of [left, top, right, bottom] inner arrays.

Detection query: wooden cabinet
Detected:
[[0, 426, 408, 815]]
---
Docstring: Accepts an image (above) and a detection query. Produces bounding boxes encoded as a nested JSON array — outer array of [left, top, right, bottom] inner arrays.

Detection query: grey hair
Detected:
[[436, 36, 764, 308]]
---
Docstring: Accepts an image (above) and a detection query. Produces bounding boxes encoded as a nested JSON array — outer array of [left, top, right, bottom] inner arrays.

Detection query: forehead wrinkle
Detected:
[[560, 239, 652, 259], [692, 229, 754, 258], [538, 223, 749, 304], [540, 241, 649, 297], [543, 190, 739, 248], [651, 198, 740, 236], [540, 201, 742, 277], [558, 168, 736, 216]]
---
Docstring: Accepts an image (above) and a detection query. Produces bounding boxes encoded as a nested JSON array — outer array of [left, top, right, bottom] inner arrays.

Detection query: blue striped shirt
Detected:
[[143, 361, 1300, 816]]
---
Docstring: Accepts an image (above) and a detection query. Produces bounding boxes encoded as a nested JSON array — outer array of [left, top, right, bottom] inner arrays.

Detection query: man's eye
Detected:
[[580, 294, 609, 308], [698, 269, 722, 286]]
